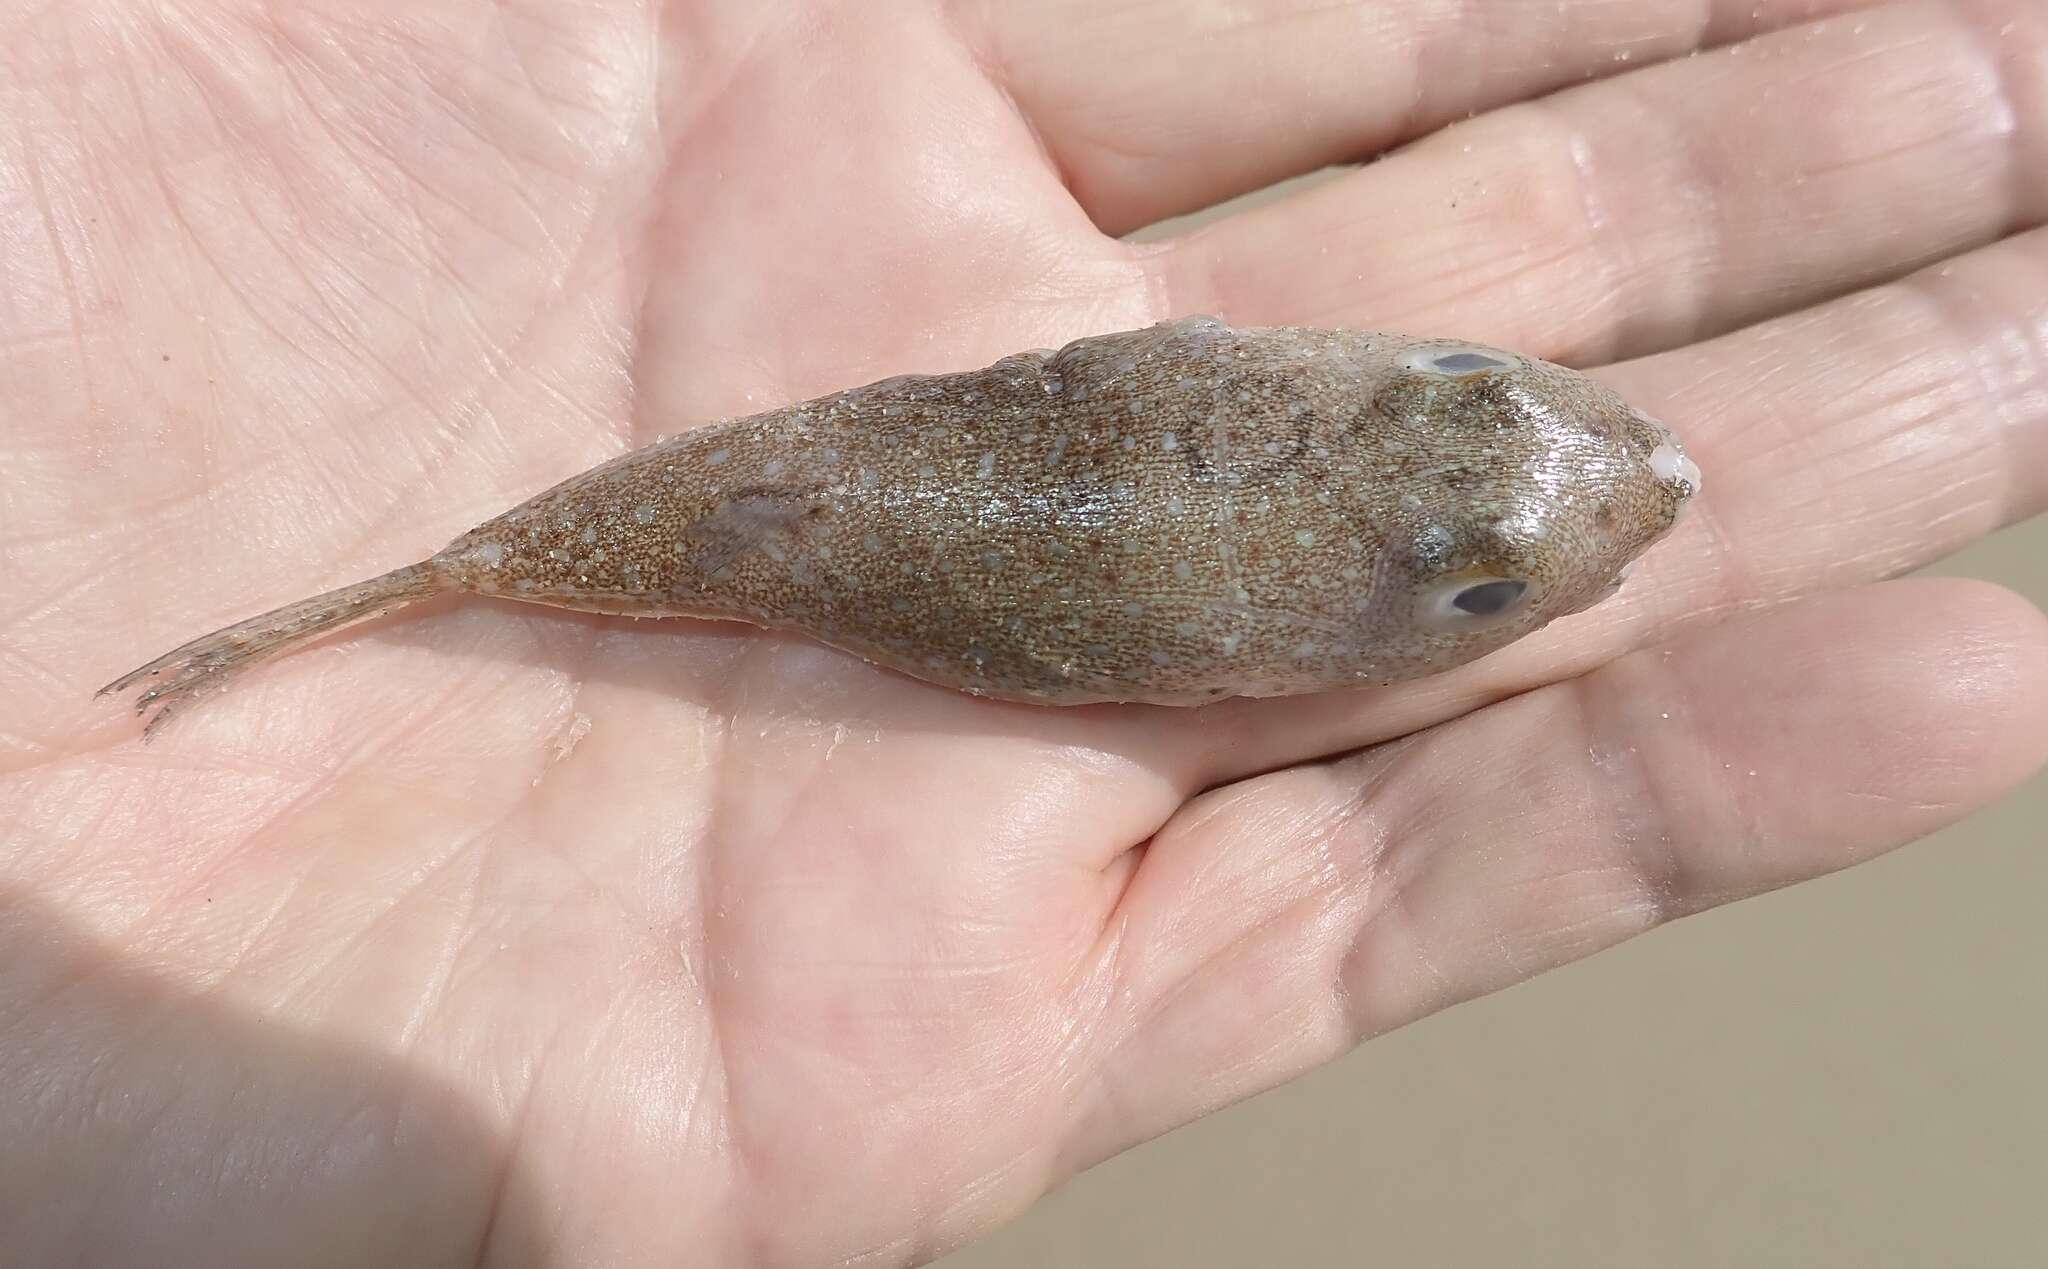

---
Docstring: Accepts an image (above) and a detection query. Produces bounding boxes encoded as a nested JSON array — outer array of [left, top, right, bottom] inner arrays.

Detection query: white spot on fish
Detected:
[[706, 449, 730, 466], [634, 504, 656, 525]]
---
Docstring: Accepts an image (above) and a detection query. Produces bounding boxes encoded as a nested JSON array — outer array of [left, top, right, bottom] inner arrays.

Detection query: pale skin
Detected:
[[2, 2, 2046, 1267]]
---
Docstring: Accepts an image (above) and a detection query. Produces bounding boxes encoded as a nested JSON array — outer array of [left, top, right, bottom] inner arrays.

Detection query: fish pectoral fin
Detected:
[[683, 487, 831, 577]]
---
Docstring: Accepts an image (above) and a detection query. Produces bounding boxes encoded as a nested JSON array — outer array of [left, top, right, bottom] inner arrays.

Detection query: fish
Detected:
[[98, 316, 1699, 732]]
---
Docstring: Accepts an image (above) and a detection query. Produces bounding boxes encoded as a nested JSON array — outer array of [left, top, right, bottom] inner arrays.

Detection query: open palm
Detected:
[[4, 2, 2045, 1266]]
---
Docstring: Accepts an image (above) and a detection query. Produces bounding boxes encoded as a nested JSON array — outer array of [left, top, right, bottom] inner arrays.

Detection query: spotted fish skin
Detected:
[[102, 317, 1698, 727]]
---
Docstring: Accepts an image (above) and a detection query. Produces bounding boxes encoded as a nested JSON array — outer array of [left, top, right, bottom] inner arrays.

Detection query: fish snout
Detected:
[[1640, 411, 1702, 505]]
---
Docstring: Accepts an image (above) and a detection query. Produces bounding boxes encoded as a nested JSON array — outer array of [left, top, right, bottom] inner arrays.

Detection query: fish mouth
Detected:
[[1639, 410, 1702, 505]]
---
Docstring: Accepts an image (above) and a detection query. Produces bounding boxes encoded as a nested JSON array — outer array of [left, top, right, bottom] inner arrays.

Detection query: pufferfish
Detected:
[[101, 316, 1700, 730]]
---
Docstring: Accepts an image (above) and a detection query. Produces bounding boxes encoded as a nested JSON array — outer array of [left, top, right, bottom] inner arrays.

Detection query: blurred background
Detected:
[[939, 178, 2048, 1268]]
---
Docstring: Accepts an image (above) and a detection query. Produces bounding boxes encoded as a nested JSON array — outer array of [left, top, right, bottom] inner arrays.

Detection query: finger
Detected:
[[1060, 577, 2048, 1170], [974, 0, 1871, 234], [1147, 0, 2048, 364], [1172, 222, 2048, 787]]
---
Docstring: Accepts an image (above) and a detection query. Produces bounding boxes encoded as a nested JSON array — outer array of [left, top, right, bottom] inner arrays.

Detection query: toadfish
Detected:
[[100, 316, 1699, 731]]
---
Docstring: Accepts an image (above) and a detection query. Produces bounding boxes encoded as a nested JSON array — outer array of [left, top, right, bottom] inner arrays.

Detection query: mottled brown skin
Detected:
[[101, 317, 1698, 730]]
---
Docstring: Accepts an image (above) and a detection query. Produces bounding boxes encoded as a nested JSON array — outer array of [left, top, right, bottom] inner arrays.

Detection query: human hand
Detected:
[[3, 2, 2044, 1266]]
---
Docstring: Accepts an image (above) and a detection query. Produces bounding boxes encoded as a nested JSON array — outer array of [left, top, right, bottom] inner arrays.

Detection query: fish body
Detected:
[[103, 317, 1699, 726]]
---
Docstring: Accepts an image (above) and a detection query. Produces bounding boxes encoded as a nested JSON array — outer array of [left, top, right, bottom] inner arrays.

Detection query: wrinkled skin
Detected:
[[3, 3, 2046, 1267]]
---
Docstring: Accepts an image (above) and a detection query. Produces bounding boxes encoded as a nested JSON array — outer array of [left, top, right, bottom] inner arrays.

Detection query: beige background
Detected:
[[940, 183, 2048, 1268]]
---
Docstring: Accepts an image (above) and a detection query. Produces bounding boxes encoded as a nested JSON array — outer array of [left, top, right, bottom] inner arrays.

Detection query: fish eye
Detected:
[[1402, 346, 1513, 377], [1451, 579, 1527, 615], [1416, 575, 1535, 630]]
